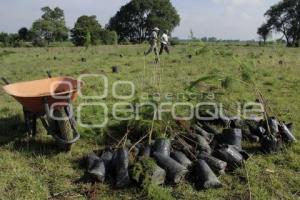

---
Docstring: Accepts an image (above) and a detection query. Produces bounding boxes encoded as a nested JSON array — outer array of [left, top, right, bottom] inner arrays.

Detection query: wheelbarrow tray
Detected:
[[3, 77, 82, 113]]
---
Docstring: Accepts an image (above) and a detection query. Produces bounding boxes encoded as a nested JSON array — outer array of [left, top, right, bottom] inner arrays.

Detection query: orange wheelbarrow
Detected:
[[2, 71, 83, 151]]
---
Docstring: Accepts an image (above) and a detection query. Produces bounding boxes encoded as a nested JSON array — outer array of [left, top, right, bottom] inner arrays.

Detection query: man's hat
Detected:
[[153, 27, 160, 31]]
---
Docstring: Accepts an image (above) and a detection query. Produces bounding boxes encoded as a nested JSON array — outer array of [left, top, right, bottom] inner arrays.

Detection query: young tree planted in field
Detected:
[[107, 0, 180, 43], [260, 0, 300, 47], [31, 6, 68, 44]]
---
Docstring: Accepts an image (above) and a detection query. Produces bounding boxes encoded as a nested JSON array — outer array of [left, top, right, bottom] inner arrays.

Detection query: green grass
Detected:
[[0, 43, 299, 199]]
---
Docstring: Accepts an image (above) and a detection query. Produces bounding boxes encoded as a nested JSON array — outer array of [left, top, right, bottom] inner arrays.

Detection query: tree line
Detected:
[[257, 0, 300, 47], [0, 7, 118, 47], [2, 0, 299, 48], [0, 0, 180, 48]]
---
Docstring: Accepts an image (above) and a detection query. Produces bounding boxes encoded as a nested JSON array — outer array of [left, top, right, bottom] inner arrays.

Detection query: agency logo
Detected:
[[49, 74, 264, 128]]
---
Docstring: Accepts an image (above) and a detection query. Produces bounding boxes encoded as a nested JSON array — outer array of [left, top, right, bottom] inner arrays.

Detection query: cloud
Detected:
[[212, 0, 263, 7]]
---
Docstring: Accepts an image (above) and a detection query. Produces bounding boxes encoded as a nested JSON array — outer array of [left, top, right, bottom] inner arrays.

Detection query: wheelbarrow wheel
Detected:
[[49, 108, 73, 151]]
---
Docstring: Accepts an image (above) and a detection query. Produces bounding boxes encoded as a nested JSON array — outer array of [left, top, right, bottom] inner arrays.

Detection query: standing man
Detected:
[[144, 27, 160, 57], [160, 30, 170, 55]]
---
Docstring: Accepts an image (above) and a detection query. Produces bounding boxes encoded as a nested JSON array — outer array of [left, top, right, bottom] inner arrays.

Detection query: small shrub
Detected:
[[32, 38, 47, 47], [119, 38, 131, 45], [132, 157, 158, 184], [195, 45, 209, 55], [146, 184, 173, 200], [170, 37, 180, 46], [132, 157, 173, 200], [240, 63, 253, 83], [100, 30, 118, 45], [249, 52, 259, 59], [24, 42, 33, 48]]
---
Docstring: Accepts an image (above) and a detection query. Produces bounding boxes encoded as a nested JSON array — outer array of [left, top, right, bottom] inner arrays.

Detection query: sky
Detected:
[[0, 0, 280, 40]]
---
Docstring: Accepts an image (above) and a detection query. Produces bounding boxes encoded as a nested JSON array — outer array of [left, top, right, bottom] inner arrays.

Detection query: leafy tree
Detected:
[[0, 32, 9, 46], [208, 37, 217, 42], [108, 0, 180, 42], [8, 34, 21, 47], [71, 15, 102, 46], [201, 37, 208, 42], [18, 27, 30, 41], [99, 30, 118, 45], [257, 23, 271, 44], [261, 0, 300, 47], [0, 32, 24, 47], [84, 31, 91, 48], [170, 37, 180, 46], [31, 6, 68, 43], [32, 37, 47, 47]]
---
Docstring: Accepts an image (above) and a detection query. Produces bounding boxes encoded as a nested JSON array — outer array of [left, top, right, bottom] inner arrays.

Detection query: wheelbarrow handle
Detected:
[[1, 77, 10, 85], [46, 71, 52, 78]]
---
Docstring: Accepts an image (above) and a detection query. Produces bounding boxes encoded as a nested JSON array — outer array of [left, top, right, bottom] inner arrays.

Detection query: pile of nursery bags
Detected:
[[81, 116, 296, 190]]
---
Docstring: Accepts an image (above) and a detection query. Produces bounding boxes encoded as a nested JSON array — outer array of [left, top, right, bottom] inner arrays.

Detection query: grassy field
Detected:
[[0, 43, 299, 200]]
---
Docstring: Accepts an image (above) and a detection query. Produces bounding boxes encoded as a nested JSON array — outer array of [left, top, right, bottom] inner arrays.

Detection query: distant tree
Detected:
[[71, 15, 102, 46], [108, 0, 180, 42], [99, 30, 118, 45], [170, 37, 180, 46], [32, 37, 47, 47], [84, 31, 91, 48], [31, 6, 68, 43], [260, 0, 300, 47], [189, 29, 195, 40], [257, 23, 271, 44], [0, 32, 9, 46], [201, 37, 208, 42], [8, 34, 21, 47], [18, 27, 29, 41], [208, 37, 217, 42]]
